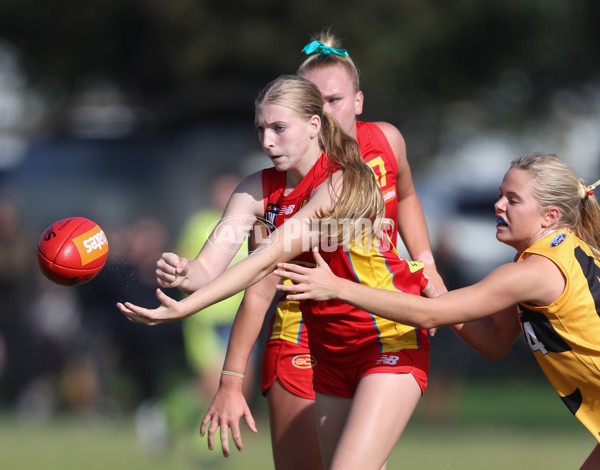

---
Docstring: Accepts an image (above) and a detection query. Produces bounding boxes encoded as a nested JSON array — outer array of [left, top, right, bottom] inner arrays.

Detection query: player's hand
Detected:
[[422, 262, 448, 295], [421, 278, 443, 336], [274, 247, 341, 301], [116, 288, 187, 325], [200, 380, 257, 456], [156, 252, 189, 288]]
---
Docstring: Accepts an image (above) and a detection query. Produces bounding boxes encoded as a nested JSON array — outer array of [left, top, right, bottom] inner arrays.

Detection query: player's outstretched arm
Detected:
[[275, 248, 555, 330], [156, 172, 265, 293], [451, 307, 521, 361], [116, 180, 332, 324], [117, 288, 186, 325]]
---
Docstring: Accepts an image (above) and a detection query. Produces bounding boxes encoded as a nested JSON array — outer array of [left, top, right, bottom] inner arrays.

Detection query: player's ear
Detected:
[[354, 90, 364, 116], [309, 114, 321, 138], [544, 206, 561, 228]]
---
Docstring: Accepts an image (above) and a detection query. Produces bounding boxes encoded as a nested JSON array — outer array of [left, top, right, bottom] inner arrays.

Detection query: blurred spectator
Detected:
[[0, 195, 38, 407], [20, 276, 83, 419]]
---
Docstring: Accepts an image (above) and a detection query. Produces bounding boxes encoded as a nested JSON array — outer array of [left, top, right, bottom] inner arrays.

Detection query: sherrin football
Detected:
[[36, 217, 109, 286]]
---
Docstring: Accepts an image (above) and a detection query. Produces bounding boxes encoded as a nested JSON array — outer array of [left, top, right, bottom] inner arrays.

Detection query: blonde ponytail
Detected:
[[317, 112, 384, 247]]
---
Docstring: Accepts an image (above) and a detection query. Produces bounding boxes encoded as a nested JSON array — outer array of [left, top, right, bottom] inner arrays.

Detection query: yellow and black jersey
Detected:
[[518, 229, 600, 442]]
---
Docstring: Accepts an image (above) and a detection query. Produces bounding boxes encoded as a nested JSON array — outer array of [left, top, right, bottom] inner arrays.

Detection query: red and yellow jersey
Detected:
[[262, 152, 330, 347], [517, 229, 600, 442], [302, 242, 429, 362], [263, 123, 403, 348], [356, 121, 399, 242]]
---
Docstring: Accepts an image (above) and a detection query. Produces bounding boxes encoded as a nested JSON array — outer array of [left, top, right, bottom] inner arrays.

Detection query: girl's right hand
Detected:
[[200, 379, 257, 456], [156, 252, 190, 288]]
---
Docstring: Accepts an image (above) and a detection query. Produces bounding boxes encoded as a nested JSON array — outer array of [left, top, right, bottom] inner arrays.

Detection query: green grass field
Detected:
[[0, 380, 594, 470]]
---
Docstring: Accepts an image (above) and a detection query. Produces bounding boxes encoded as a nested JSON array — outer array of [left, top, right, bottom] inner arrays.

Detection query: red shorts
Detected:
[[312, 348, 429, 398], [261, 339, 316, 400]]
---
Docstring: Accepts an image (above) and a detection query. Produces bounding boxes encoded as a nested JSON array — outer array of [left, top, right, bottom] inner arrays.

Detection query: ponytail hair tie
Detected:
[[302, 40, 349, 57], [579, 178, 600, 199]]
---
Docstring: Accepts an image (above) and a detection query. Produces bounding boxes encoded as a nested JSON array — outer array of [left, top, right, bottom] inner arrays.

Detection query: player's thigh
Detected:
[[331, 373, 422, 470], [314, 392, 352, 470], [266, 379, 323, 470]]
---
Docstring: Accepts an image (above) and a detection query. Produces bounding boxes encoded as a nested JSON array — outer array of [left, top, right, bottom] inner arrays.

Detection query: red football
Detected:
[[36, 217, 109, 286]]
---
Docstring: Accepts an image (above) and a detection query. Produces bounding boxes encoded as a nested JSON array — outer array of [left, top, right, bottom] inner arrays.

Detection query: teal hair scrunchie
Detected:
[[302, 40, 349, 57]]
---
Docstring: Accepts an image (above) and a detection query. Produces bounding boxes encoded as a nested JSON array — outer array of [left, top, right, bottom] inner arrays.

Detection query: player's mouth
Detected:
[[496, 216, 508, 227]]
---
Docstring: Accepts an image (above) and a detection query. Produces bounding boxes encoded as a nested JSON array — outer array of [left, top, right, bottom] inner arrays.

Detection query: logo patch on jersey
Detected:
[[265, 203, 280, 231], [550, 233, 566, 247], [382, 188, 396, 202], [279, 204, 296, 216], [291, 354, 316, 369], [407, 260, 424, 274]]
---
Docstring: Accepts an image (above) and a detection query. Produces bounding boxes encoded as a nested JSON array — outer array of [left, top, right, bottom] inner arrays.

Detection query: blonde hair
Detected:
[[255, 75, 383, 245], [510, 153, 600, 256], [297, 31, 360, 93]]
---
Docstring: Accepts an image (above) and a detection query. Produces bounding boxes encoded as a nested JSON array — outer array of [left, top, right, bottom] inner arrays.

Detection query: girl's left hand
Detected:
[[116, 288, 187, 325], [274, 247, 342, 301]]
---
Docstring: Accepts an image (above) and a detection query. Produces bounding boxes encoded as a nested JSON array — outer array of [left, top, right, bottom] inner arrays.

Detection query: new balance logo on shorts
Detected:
[[375, 354, 400, 365]]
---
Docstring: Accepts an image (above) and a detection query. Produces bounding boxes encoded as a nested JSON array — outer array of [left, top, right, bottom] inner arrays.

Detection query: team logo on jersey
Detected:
[[550, 233, 566, 247], [265, 203, 280, 231], [291, 354, 316, 369]]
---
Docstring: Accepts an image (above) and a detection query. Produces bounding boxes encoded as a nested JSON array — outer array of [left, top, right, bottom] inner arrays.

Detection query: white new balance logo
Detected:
[[376, 354, 399, 365], [279, 205, 296, 215]]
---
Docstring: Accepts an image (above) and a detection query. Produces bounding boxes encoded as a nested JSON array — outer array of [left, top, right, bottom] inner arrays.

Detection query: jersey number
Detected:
[[522, 321, 548, 355], [367, 157, 387, 188]]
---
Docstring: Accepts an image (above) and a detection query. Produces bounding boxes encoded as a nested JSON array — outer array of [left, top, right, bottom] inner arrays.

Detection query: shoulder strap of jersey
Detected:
[[356, 121, 398, 171]]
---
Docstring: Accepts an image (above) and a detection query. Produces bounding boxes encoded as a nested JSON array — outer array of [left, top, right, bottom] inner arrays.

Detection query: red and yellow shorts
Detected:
[[261, 339, 316, 400], [312, 348, 429, 398], [262, 340, 429, 400]]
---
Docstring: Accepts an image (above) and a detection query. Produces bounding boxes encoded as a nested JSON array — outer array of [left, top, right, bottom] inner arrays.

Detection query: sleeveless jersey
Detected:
[[517, 230, 600, 443], [264, 122, 403, 347], [262, 152, 330, 347], [356, 121, 398, 242]]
